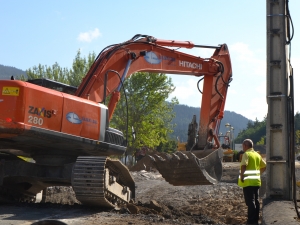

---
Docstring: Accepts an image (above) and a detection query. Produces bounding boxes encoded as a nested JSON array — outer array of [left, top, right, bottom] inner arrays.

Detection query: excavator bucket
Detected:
[[150, 149, 223, 186]]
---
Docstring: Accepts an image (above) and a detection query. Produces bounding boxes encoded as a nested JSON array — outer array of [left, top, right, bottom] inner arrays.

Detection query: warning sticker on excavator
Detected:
[[2, 87, 20, 96]]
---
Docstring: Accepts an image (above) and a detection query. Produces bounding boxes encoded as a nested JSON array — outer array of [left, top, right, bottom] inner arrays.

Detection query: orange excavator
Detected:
[[0, 34, 232, 207]]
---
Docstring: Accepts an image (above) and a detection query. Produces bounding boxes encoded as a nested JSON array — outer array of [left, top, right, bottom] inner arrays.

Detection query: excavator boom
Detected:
[[75, 34, 232, 149]]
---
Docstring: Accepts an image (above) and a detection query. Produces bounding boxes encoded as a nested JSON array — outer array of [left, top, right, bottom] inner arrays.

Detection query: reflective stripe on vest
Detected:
[[238, 169, 261, 187]]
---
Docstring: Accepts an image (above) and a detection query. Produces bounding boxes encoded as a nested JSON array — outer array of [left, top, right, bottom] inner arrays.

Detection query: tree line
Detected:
[[235, 113, 300, 146], [20, 50, 95, 86]]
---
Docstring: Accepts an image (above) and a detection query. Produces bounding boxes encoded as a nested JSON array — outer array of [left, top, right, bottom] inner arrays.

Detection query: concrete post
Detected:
[[266, 0, 291, 200]]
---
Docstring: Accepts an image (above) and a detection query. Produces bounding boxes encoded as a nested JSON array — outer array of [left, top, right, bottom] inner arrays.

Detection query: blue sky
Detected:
[[1, 0, 299, 121]]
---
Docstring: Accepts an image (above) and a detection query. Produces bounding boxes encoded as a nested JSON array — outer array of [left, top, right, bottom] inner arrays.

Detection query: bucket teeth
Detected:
[[154, 154, 165, 162], [165, 154, 173, 160], [176, 151, 189, 160], [171, 153, 180, 160], [147, 155, 156, 162]]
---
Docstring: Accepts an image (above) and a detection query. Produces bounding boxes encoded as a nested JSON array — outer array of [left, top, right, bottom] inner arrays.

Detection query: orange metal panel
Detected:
[[0, 80, 26, 136], [24, 82, 64, 131], [61, 94, 101, 140]]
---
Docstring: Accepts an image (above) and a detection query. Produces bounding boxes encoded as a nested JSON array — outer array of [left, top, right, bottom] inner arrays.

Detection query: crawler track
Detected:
[[72, 156, 134, 208]]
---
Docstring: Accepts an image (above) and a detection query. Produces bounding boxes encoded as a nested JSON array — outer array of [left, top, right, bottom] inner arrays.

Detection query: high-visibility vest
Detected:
[[238, 151, 261, 187]]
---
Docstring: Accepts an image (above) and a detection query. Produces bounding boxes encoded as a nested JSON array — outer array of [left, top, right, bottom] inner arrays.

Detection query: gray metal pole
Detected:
[[266, 0, 291, 200]]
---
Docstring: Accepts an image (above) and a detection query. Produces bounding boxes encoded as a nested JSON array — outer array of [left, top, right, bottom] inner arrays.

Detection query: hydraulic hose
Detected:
[[103, 70, 129, 151]]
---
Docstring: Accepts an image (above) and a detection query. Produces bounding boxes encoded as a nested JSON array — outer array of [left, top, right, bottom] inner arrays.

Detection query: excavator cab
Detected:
[[27, 78, 78, 94]]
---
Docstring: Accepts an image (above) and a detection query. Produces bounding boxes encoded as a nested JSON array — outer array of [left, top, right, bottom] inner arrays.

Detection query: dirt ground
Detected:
[[0, 162, 261, 225], [2, 158, 300, 225]]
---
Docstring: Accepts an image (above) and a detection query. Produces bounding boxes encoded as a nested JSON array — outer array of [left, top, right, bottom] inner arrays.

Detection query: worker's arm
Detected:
[[260, 166, 266, 174], [240, 165, 246, 182], [260, 158, 267, 174]]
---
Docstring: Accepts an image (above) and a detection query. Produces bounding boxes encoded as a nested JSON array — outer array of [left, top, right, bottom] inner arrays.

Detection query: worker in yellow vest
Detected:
[[238, 139, 266, 225]]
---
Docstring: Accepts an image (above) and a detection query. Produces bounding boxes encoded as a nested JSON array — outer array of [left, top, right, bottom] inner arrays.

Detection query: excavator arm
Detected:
[[75, 34, 232, 150]]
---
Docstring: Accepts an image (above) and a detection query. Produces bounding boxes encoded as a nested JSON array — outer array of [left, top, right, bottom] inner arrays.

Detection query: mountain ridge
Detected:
[[0, 64, 27, 79], [171, 104, 250, 142]]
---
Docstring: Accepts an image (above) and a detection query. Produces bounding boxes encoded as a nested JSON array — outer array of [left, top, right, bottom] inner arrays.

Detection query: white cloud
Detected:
[[229, 42, 265, 77], [168, 77, 202, 106], [228, 88, 237, 95], [195, 48, 215, 58], [230, 42, 254, 59], [221, 42, 267, 121], [256, 81, 266, 94], [237, 96, 268, 121], [77, 28, 101, 42]]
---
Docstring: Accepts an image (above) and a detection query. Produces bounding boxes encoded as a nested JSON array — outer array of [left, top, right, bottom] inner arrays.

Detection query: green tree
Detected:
[[156, 139, 177, 153], [24, 50, 96, 87], [235, 117, 266, 144], [256, 136, 266, 145], [295, 112, 300, 131], [67, 50, 96, 86], [26, 62, 69, 83], [110, 72, 178, 156], [236, 113, 300, 148], [295, 130, 300, 146]]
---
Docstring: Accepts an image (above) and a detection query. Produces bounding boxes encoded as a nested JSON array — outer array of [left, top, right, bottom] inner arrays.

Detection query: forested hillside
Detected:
[[171, 104, 251, 142], [0, 64, 27, 79], [235, 112, 300, 146]]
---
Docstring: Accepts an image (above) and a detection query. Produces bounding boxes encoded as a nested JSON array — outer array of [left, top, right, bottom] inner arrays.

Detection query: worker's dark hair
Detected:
[[243, 139, 253, 148]]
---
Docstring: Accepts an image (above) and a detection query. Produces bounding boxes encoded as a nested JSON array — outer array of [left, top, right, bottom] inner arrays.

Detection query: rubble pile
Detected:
[[44, 186, 79, 205], [131, 169, 249, 224]]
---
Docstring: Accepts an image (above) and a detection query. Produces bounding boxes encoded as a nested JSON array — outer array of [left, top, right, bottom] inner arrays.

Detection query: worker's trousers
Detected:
[[243, 186, 260, 224]]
